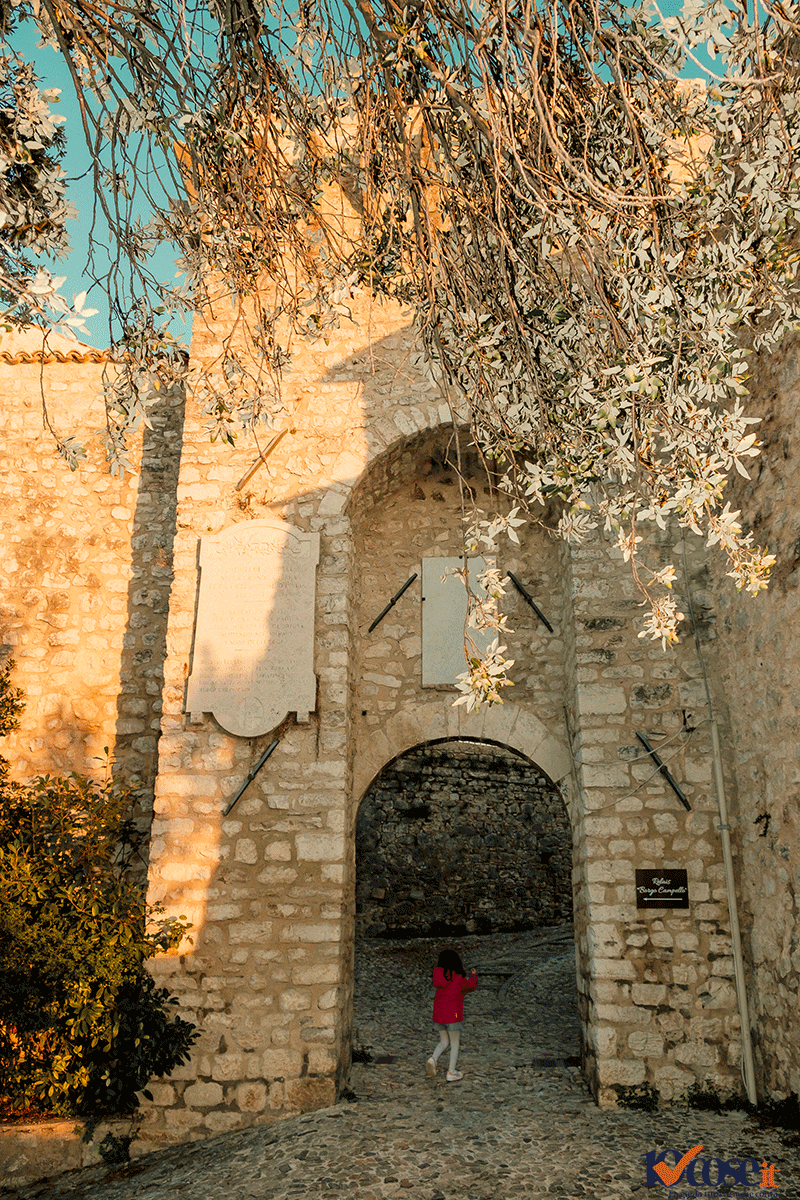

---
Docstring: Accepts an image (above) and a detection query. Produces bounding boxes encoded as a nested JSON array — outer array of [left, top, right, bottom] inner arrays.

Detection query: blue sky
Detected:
[[20, 20, 189, 347], [17, 1, 709, 348]]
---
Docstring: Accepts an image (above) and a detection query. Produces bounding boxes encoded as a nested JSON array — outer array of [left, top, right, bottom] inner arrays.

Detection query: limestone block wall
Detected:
[[138, 273, 759, 1144], [143, 297, 451, 1144], [349, 439, 570, 750], [355, 741, 573, 937], [564, 527, 744, 1105], [709, 334, 800, 1100], [1, 300, 796, 1139], [0, 343, 183, 806], [0, 309, 761, 1140], [348, 415, 744, 1105]]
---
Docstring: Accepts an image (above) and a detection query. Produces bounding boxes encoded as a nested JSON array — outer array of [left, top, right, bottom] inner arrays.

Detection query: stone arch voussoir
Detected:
[[353, 697, 572, 809], [346, 405, 468, 521]]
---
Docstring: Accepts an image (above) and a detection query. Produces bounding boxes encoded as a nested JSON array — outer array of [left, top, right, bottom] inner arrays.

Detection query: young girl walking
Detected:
[[426, 948, 478, 1082]]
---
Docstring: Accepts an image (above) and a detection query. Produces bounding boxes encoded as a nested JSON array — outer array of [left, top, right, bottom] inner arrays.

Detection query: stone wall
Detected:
[[5, 305, 798, 1146], [141, 297, 439, 1145], [0, 341, 183, 812], [563, 526, 746, 1105], [139, 278, 751, 1136], [355, 741, 573, 938], [709, 333, 800, 1101], [346, 413, 747, 1105]]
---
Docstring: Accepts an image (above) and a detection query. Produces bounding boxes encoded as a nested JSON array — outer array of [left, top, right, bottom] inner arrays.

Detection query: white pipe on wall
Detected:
[[709, 715, 758, 1106]]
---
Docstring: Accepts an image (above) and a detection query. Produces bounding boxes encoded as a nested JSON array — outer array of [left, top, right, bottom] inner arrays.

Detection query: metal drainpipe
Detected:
[[683, 536, 758, 1105]]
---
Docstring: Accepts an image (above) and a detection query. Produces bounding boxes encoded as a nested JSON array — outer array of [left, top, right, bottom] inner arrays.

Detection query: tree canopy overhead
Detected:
[[1, 0, 799, 695]]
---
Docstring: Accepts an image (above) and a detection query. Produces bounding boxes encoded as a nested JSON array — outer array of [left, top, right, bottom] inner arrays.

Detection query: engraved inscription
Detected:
[[186, 519, 320, 736]]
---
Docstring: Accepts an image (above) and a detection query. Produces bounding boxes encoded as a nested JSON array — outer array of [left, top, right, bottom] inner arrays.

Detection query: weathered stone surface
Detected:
[[355, 741, 572, 937], [5, 298, 794, 1151], [0, 355, 184, 803], [185, 520, 320, 735]]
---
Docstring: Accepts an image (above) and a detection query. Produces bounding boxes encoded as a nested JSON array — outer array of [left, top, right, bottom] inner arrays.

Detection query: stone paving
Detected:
[[5, 925, 800, 1199]]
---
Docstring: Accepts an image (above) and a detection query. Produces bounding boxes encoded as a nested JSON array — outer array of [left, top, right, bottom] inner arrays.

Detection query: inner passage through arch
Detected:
[[355, 739, 573, 939]]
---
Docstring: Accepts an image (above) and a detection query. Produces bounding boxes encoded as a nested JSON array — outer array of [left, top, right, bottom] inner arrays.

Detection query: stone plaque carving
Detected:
[[186, 520, 320, 736], [421, 557, 494, 687]]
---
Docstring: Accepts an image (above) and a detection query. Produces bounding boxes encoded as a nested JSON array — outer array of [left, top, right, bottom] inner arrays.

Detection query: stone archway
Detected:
[[355, 737, 574, 939], [352, 698, 573, 807], [344, 424, 584, 1090], [346, 698, 581, 1069]]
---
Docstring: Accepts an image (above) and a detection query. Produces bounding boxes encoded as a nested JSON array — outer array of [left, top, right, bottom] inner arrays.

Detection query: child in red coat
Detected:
[[426, 948, 478, 1081]]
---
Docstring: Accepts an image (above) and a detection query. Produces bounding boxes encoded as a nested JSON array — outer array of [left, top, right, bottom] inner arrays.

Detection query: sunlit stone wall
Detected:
[[6, 317, 793, 1151], [710, 333, 800, 1101], [0, 336, 183, 807]]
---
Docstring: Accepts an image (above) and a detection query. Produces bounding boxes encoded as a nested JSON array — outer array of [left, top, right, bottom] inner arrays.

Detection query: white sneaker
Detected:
[[446, 1070, 463, 1082], [425, 1057, 436, 1077]]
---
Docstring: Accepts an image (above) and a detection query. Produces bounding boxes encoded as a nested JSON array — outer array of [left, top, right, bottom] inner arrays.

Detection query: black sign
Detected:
[[635, 868, 689, 909]]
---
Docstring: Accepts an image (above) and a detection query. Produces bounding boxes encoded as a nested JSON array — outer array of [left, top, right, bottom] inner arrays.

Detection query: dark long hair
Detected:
[[437, 948, 466, 980]]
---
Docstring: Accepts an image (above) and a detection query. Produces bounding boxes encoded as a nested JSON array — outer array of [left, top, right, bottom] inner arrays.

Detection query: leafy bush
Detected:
[[613, 1081, 659, 1112], [686, 1080, 745, 1114], [0, 659, 197, 1117]]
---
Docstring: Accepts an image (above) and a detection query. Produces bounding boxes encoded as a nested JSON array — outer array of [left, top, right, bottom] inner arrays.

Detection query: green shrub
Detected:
[[686, 1080, 745, 1113], [613, 1081, 659, 1111], [0, 660, 198, 1118]]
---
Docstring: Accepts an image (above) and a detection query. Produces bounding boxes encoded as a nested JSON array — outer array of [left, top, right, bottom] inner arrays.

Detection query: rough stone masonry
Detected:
[[1, 307, 799, 1150]]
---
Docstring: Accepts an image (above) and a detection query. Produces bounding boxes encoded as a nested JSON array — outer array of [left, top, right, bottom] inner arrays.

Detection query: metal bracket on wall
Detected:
[[635, 731, 691, 811], [506, 572, 554, 632], [368, 573, 418, 632], [235, 428, 289, 491], [224, 739, 280, 815]]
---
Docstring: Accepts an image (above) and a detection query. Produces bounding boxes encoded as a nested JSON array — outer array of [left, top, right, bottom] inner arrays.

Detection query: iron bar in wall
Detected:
[[224, 739, 280, 815], [368, 573, 418, 633], [506, 572, 554, 632], [635, 731, 691, 811]]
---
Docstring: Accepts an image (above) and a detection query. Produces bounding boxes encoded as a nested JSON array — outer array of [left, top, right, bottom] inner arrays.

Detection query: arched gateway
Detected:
[[142, 297, 747, 1147], [355, 737, 574, 938], [352, 703, 571, 808]]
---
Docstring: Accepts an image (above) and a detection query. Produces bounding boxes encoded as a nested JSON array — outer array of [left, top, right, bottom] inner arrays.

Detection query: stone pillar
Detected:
[[566, 527, 743, 1105], [144, 481, 355, 1141]]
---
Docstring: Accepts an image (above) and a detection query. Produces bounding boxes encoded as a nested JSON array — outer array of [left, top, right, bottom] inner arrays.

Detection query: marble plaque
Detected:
[[186, 520, 320, 736], [421, 557, 494, 687]]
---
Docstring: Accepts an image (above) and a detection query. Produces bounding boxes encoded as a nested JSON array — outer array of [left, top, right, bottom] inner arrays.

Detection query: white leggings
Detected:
[[432, 1023, 461, 1073]]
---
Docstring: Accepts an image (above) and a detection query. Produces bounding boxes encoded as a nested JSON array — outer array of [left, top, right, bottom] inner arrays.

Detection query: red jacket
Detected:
[[432, 967, 478, 1024]]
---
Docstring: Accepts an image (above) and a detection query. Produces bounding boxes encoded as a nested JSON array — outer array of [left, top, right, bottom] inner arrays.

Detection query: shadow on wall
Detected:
[[0, 359, 178, 789], [114, 383, 186, 830], [356, 738, 573, 938]]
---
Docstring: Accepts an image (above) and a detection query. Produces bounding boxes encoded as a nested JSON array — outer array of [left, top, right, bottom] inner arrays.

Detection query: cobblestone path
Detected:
[[6, 925, 800, 1199]]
